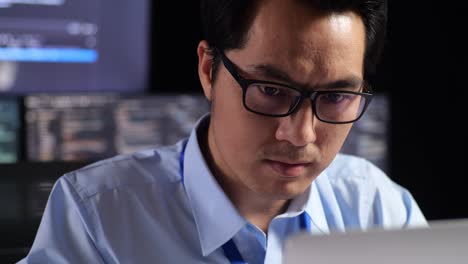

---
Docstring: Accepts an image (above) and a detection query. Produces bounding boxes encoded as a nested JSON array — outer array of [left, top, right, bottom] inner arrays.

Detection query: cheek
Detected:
[[215, 110, 274, 161], [316, 124, 351, 157], [212, 88, 275, 163]]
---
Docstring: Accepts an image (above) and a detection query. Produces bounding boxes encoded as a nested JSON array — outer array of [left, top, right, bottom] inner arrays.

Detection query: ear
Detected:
[[197, 40, 214, 101]]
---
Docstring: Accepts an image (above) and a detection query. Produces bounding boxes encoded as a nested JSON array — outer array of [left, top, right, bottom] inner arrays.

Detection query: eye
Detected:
[[258, 85, 280, 96], [320, 93, 349, 104]]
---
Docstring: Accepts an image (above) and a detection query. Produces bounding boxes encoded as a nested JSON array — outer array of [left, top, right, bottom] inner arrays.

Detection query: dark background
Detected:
[[387, 2, 467, 221], [2, 1, 467, 263]]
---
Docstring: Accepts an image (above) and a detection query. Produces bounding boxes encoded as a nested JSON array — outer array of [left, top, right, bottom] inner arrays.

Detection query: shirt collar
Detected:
[[271, 174, 330, 235], [183, 115, 247, 256], [296, 179, 330, 234]]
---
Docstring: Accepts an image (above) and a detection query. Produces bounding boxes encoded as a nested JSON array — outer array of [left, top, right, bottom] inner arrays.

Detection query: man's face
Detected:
[[202, 0, 366, 200]]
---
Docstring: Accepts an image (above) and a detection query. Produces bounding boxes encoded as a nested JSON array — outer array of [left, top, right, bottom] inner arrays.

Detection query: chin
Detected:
[[266, 181, 310, 200]]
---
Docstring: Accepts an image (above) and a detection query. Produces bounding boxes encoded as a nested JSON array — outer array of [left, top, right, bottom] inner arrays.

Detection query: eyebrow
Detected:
[[246, 64, 364, 90]]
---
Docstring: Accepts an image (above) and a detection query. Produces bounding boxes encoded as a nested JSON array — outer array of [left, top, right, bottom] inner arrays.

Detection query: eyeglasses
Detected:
[[217, 48, 373, 124]]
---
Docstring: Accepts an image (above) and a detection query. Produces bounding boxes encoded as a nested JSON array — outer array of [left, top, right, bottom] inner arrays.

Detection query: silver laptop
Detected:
[[284, 219, 468, 264]]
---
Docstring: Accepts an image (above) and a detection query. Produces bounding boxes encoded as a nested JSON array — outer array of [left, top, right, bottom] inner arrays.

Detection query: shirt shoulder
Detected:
[[61, 141, 185, 201], [318, 154, 426, 229], [325, 153, 392, 187]]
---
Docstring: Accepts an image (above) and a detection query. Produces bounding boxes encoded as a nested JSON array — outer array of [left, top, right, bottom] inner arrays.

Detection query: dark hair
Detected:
[[200, 0, 388, 79]]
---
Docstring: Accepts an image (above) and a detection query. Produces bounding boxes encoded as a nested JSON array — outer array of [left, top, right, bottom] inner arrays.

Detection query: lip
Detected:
[[266, 159, 310, 178]]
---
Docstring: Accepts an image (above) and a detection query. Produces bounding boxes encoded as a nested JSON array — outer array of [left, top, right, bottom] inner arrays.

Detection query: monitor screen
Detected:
[[25, 94, 119, 161], [116, 95, 210, 154], [26, 94, 209, 162], [340, 94, 390, 173], [0, 97, 20, 163], [0, 0, 149, 93]]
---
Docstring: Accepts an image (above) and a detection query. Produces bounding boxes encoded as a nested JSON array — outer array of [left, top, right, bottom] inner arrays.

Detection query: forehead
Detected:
[[241, 0, 366, 83]]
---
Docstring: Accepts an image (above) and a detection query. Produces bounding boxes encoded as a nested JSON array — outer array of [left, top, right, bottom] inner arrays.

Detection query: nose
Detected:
[[275, 100, 317, 147]]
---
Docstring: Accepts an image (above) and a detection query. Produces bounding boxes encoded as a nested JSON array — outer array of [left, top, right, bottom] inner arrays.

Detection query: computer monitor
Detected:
[[25, 93, 210, 162], [25, 92, 387, 164], [284, 219, 468, 264], [0, 97, 20, 163], [115, 94, 210, 154], [25, 93, 119, 161], [0, 0, 149, 93]]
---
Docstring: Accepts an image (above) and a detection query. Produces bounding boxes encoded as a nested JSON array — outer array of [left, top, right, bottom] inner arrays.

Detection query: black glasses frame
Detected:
[[216, 48, 373, 124]]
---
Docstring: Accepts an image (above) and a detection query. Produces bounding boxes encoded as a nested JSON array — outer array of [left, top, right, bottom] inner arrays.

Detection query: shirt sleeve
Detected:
[[17, 176, 105, 264]]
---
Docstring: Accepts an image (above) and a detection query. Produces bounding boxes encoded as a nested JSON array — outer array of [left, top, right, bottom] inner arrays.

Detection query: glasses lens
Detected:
[[316, 92, 367, 123], [244, 83, 300, 115]]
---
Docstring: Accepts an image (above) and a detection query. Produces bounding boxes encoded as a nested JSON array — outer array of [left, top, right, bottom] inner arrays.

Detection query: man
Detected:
[[19, 0, 426, 263]]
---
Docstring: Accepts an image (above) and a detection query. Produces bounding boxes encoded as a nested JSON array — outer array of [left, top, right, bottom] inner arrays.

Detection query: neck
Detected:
[[232, 193, 290, 232], [199, 121, 290, 232]]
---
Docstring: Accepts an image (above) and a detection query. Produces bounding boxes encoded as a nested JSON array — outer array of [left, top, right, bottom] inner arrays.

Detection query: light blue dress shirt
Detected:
[[18, 116, 427, 264]]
